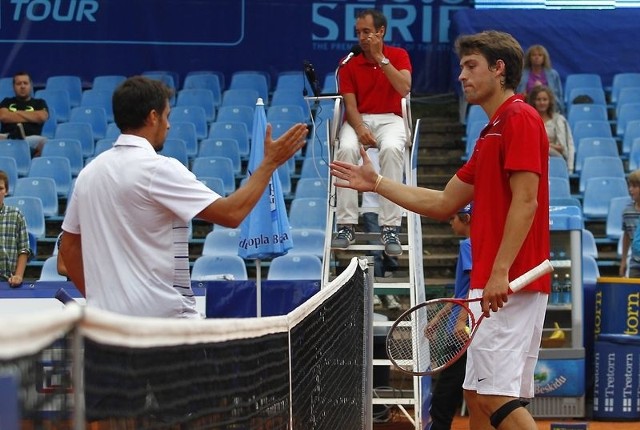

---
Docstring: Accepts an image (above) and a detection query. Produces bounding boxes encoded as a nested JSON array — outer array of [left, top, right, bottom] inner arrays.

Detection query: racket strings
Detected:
[[387, 301, 471, 374]]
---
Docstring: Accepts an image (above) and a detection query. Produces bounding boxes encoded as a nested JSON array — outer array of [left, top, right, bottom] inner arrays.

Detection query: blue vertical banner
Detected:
[[0, 1, 473, 93]]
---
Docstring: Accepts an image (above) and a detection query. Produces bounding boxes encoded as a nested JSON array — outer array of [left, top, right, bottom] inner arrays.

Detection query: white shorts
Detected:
[[462, 289, 547, 398]]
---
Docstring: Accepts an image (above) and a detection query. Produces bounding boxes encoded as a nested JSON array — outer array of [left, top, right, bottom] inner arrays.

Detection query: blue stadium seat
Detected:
[[615, 87, 640, 117], [40, 106, 57, 139], [572, 120, 612, 150], [215, 105, 254, 134], [93, 138, 115, 157], [549, 156, 569, 179], [191, 156, 236, 195], [0, 139, 30, 176], [605, 196, 632, 240], [91, 75, 126, 92], [28, 156, 72, 196], [41, 138, 84, 176], [167, 121, 198, 159], [582, 177, 629, 219], [229, 71, 270, 103], [610, 72, 640, 104], [80, 89, 114, 122], [270, 89, 311, 119], [622, 120, 640, 156], [169, 105, 208, 140], [582, 229, 598, 259], [275, 71, 314, 96], [277, 162, 292, 197], [54, 122, 95, 158], [4, 196, 45, 238], [567, 87, 607, 110], [14, 177, 58, 217], [221, 88, 260, 109], [176, 89, 216, 123], [616, 102, 640, 137], [567, 104, 608, 130], [198, 138, 241, 174], [288, 197, 327, 230], [191, 255, 248, 281], [197, 176, 226, 196], [564, 73, 603, 104], [0, 77, 14, 99], [158, 138, 188, 166], [267, 105, 306, 124], [34, 89, 71, 123], [549, 176, 571, 199], [294, 177, 329, 199], [288, 228, 325, 258], [182, 73, 222, 108], [299, 156, 328, 180], [582, 255, 600, 284], [465, 104, 488, 128], [0, 157, 18, 195], [202, 228, 242, 256], [579, 156, 625, 193], [38, 256, 66, 282], [574, 137, 618, 173], [321, 72, 337, 94], [267, 253, 322, 281], [70, 106, 108, 140], [105, 122, 121, 139], [46, 75, 83, 107], [207, 121, 250, 159]]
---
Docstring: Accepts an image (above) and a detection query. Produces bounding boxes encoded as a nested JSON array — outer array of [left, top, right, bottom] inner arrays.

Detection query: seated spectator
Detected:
[[517, 45, 564, 113], [0, 170, 30, 287], [0, 71, 49, 156], [528, 85, 575, 173]]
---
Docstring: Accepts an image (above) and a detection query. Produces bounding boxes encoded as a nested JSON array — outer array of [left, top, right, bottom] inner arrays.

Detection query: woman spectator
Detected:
[[528, 85, 575, 173], [518, 44, 564, 113]]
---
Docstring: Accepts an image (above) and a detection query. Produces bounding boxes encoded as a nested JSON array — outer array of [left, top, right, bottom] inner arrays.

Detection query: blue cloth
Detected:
[[238, 100, 293, 259]]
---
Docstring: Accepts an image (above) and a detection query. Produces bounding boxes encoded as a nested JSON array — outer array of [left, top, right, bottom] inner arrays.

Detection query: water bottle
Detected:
[[551, 273, 560, 305], [561, 273, 572, 304]]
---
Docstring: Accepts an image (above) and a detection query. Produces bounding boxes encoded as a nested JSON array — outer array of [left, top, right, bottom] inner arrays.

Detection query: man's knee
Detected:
[[489, 399, 527, 429]]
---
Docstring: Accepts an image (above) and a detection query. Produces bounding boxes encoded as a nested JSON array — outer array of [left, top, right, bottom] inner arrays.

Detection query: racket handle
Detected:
[[55, 287, 75, 305], [509, 259, 554, 293]]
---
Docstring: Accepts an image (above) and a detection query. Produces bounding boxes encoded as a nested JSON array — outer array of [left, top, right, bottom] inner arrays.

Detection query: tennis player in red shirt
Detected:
[[330, 30, 550, 430]]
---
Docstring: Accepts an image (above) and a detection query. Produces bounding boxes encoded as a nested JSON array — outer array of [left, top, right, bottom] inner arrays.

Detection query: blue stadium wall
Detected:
[[0, 1, 639, 94]]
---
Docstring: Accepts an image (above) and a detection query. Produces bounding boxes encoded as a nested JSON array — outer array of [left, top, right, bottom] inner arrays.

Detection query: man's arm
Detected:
[[481, 171, 539, 314], [331, 146, 473, 220], [196, 122, 308, 227], [59, 231, 85, 297], [0, 108, 48, 124], [8, 252, 28, 287]]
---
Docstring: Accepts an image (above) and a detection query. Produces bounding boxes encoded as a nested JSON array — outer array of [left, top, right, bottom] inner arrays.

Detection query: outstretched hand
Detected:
[[263, 123, 308, 167], [329, 146, 379, 192]]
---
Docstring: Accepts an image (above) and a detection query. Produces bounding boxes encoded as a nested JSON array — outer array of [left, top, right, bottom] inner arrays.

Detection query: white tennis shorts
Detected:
[[462, 289, 548, 398]]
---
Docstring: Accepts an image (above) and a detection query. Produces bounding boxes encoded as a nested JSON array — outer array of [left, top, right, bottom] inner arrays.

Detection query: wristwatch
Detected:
[[379, 57, 390, 67]]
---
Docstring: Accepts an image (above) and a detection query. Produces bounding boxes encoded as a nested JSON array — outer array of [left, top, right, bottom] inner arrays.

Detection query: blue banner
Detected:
[[0, 0, 473, 93]]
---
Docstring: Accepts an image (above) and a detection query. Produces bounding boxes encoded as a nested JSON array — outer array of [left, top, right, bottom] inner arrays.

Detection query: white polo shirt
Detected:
[[62, 134, 220, 318]]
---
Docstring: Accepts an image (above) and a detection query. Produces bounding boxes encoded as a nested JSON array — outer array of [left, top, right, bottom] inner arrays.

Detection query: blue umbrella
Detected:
[[238, 98, 293, 316]]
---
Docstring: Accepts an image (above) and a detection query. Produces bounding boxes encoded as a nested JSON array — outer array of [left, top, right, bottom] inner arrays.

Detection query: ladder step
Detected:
[[337, 244, 410, 251]]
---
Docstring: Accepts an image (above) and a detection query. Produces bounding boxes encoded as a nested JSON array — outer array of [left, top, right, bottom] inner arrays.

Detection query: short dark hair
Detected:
[[112, 76, 173, 132], [0, 170, 8, 191], [357, 8, 387, 31], [455, 30, 524, 91], [13, 71, 31, 84]]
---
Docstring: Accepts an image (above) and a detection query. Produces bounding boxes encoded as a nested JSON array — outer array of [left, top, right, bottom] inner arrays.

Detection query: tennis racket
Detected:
[[386, 259, 553, 376], [55, 287, 76, 304]]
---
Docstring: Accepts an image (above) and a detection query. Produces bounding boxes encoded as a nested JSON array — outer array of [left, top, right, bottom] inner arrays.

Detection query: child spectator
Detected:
[[620, 170, 640, 277]]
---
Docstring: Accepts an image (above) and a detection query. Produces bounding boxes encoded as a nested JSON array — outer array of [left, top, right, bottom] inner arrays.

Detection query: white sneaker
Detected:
[[373, 295, 383, 307], [382, 295, 401, 310]]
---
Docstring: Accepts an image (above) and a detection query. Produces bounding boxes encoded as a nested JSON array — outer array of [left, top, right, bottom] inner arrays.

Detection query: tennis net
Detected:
[[0, 257, 368, 429]]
